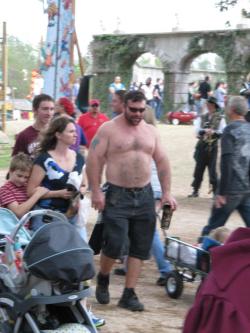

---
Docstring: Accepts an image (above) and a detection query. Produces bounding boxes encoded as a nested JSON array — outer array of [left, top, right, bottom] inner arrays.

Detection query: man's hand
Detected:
[[215, 195, 227, 208], [91, 190, 105, 211], [161, 193, 177, 211], [205, 128, 214, 134]]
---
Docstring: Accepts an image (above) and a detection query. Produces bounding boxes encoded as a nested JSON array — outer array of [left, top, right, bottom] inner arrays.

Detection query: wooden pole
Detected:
[[74, 31, 84, 76], [1, 22, 7, 132]]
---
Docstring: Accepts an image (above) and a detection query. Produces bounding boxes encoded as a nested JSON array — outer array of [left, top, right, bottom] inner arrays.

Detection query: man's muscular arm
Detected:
[[86, 123, 109, 210], [153, 133, 177, 210]]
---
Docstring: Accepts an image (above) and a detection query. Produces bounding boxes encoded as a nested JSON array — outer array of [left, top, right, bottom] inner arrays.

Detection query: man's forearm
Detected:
[[157, 157, 171, 195]]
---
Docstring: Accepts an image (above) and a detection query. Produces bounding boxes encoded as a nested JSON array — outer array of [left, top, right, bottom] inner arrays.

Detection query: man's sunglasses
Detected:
[[127, 106, 146, 113], [91, 104, 99, 107]]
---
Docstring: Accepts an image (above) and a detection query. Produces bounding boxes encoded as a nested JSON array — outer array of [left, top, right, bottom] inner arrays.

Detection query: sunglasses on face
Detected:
[[91, 104, 99, 108], [127, 106, 146, 113]]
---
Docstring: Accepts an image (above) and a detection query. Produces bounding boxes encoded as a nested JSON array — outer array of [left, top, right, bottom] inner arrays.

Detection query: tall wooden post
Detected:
[[1, 22, 7, 132]]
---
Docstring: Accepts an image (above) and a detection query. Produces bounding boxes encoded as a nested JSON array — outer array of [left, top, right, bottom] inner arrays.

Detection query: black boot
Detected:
[[118, 288, 144, 311], [188, 190, 199, 198], [96, 272, 110, 304]]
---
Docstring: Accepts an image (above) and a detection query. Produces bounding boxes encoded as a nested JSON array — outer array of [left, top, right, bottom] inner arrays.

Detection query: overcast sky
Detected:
[[0, 0, 249, 54]]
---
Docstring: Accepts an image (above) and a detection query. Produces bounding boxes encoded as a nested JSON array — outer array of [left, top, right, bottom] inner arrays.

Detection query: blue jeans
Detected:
[[154, 99, 163, 120], [202, 194, 250, 236], [151, 229, 171, 277]]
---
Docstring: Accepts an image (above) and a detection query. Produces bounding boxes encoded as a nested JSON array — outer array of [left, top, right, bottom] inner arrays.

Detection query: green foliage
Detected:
[[216, 0, 238, 11], [91, 35, 147, 112], [216, 0, 250, 18], [94, 35, 146, 69], [91, 69, 132, 116], [7, 36, 38, 98], [0, 142, 12, 169], [188, 31, 247, 71], [214, 56, 226, 71], [197, 59, 212, 70]]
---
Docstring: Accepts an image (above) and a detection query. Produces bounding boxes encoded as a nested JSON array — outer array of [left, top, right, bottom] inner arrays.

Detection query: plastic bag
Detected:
[[77, 197, 91, 228]]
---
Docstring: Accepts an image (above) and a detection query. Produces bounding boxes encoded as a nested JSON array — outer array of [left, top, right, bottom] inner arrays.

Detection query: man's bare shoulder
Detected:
[[101, 118, 116, 129], [143, 122, 158, 135]]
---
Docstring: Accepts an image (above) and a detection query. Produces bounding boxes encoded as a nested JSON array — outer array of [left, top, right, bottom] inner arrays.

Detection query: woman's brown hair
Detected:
[[37, 116, 75, 153]]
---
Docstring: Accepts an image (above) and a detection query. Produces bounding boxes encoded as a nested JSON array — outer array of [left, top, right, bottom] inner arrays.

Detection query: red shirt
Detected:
[[78, 112, 109, 148], [0, 181, 28, 207], [12, 125, 40, 158]]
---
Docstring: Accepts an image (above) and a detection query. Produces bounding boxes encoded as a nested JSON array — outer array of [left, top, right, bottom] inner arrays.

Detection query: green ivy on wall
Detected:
[[94, 35, 147, 69], [188, 30, 248, 70], [91, 35, 147, 114]]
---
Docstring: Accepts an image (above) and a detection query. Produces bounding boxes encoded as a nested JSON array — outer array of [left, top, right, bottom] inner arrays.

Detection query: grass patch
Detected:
[[0, 143, 12, 170], [0, 155, 11, 169]]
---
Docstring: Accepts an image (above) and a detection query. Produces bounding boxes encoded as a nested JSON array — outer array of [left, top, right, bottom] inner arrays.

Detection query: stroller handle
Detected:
[[6, 210, 68, 264]]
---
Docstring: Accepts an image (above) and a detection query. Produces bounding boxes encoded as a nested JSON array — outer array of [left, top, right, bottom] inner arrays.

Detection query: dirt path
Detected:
[[0, 122, 243, 333]]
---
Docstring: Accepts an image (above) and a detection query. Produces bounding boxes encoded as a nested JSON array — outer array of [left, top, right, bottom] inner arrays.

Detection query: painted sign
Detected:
[[41, 0, 74, 100]]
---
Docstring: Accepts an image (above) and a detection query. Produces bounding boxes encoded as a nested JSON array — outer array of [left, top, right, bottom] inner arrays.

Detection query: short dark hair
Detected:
[[124, 90, 146, 105], [32, 94, 54, 111], [114, 90, 126, 102]]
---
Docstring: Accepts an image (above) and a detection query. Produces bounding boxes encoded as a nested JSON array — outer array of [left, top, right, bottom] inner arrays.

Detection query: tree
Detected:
[[7, 36, 38, 98], [214, 55, 226, 71], [216, 0, 250, 18]]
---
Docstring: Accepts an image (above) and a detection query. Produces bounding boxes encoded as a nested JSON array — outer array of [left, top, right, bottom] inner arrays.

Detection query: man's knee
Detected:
[[102, 237, 126, 259]]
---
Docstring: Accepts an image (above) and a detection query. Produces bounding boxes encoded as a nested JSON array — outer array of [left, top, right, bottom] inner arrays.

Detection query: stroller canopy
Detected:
[[23, 222, 95, 283], [0, 208, 31, 245]]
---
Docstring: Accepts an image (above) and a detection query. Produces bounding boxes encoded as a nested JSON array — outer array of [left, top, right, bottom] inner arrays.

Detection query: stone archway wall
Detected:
[[90, 29, 250, 113]]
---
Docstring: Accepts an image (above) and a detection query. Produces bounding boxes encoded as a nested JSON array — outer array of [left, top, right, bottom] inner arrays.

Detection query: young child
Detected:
[[0, 153, 48, 219], [201, 226, 230, 251], [0, 154, 105, 328], [167, 227, 231, 268]]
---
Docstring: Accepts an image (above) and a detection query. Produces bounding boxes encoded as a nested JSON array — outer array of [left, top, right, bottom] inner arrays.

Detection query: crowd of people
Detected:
[[109, 76, 165, 121], [187, 76, 227, 115], [1, 71, 250, 332]]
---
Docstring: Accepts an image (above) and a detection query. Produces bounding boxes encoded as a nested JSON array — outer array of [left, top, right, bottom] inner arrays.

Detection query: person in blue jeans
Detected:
[[151, 162, 172, 285]]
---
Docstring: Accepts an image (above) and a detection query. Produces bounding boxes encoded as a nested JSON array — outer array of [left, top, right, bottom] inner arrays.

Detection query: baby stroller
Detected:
[[0, 208, 97, 333], [158, 207, 210, 299]]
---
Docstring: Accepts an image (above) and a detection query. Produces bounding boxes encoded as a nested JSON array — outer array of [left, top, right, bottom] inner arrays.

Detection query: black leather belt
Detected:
[[107, 182, 150, 193]]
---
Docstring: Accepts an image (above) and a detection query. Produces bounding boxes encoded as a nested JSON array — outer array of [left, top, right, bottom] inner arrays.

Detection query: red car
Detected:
[[167, 111, 197, 125]]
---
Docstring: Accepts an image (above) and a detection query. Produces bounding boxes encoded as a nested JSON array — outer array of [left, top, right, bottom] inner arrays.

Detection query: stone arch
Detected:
[[90, 29, 250, 112]]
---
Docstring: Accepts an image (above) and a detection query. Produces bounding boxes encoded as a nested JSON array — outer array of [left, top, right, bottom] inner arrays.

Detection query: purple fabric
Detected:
[[183, 227, 250, 333], [70, 123, 86, 152]]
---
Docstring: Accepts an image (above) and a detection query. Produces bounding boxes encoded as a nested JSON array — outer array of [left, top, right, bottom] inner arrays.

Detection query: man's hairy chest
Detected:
[[110, 135, 155, 155]]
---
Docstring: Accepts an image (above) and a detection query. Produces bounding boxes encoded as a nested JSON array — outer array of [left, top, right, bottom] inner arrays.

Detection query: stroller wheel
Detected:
[[165, 271, 184, 299], [0, 304, 16, 332]]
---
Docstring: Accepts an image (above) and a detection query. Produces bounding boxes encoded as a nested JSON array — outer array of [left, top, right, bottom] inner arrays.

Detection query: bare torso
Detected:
[[105, 116, 156, 188]]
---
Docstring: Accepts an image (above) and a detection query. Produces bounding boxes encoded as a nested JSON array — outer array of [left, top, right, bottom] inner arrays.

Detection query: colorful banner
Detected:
[[41, 0, 74, 100]]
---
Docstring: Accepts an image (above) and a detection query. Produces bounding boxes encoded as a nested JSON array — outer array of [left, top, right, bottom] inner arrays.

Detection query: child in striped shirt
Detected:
[[0, 153, 48, 219]]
